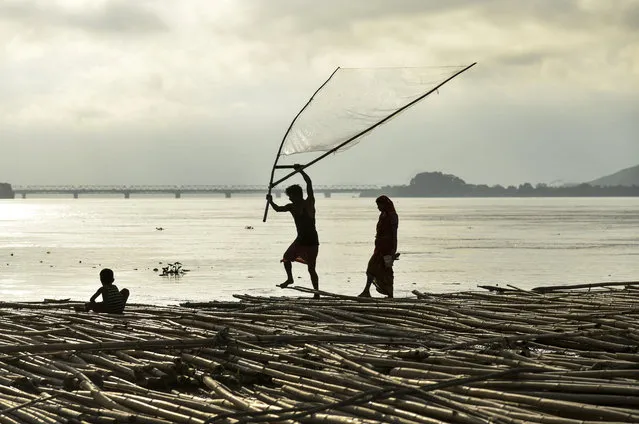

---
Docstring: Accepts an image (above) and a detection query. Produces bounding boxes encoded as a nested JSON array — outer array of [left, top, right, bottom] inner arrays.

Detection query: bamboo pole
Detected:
[[3, 291, 639, 423]]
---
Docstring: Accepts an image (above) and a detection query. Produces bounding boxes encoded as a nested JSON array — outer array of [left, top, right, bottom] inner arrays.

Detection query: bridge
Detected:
[[11, 185, 380, 199]]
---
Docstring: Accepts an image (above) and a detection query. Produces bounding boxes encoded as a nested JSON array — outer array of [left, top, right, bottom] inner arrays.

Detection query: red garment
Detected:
[[282, 241, 319, 267], [367, 196, 398, 296]]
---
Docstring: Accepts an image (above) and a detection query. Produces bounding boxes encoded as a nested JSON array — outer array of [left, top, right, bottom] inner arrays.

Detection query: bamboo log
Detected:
[[3, 291, 639, 423], [0, 330, 230, 354], [105, 393, 207, 424], [452, 385, 639, 422], [532, 281, 639, 293]]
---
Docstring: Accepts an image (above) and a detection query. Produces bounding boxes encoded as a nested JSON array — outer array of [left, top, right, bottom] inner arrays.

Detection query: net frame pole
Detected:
[[269, 62, 477, 189], [263, 67, 340, 222]]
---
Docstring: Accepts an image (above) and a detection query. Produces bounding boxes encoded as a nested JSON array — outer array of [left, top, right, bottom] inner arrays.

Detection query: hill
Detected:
[[589, 164, 639, 187], [0, 183, 14, 199], [359, 171, 639, 197]]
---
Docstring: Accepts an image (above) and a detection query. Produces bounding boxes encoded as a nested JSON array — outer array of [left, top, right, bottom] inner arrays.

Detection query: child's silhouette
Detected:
[[83, 268, 130, 314]]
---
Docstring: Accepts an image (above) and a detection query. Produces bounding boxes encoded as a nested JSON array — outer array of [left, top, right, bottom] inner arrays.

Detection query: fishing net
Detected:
[[280, 65, 473, 156]]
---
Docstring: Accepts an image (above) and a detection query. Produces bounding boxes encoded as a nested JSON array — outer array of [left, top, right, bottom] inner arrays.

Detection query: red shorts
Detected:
[[282, 241, 319, 267]]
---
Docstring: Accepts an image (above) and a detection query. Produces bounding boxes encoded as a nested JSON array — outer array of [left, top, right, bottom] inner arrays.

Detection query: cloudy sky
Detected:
[[1, 0, 637, 187]]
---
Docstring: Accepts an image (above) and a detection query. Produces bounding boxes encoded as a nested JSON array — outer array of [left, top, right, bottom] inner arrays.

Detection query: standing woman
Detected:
[[358, 195, 399, 298]]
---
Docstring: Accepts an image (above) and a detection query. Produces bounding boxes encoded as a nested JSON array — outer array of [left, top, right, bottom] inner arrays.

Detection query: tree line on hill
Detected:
[[360, 172, 639, 198]]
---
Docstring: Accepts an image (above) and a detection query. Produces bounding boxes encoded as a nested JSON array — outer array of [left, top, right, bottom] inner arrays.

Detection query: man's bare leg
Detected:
[[308, 265, 319, 299], [277, 261, 294, 288]]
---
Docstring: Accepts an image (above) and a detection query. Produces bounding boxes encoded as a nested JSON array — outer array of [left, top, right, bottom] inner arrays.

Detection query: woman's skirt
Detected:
[[366, 253, 393, 296]]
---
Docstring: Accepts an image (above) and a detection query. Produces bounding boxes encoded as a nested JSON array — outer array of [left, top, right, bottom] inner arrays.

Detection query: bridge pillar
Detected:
[[21, 193, 26, 199], [73, 192, 79, 199], [124, 192, 130, 199], [224, 192, 231, 199], [175, 192, 181, 199], [324, 192, 331, 198]]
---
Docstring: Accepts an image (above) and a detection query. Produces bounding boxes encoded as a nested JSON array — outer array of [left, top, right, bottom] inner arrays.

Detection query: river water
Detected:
[[0, 196, 637, 305]]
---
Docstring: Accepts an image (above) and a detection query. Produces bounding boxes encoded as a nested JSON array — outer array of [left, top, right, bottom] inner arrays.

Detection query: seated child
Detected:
[[85, 268, 130, 314]]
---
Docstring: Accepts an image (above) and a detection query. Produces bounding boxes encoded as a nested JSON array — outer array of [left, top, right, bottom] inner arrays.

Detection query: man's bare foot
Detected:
[[277, 280, 294, 288], [358, 291, 371, 298]]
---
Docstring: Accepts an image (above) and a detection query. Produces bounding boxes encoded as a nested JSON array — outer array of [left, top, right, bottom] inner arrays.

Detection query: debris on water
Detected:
[[160, 262, 189, 277]]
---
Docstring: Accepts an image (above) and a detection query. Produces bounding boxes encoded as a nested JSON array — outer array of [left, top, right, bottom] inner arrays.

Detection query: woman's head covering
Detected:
[[376, 195, 396, 214]]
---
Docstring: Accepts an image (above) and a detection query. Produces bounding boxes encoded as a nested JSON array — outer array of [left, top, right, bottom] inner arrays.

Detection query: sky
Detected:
[[1, 0, 638, 187]]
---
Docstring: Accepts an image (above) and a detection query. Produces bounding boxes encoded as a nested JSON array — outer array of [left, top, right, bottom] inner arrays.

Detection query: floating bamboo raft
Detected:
[[1, 283, 639, 423]]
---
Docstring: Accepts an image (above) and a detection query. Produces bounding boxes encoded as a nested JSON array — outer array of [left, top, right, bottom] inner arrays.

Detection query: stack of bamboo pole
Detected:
[[0, 283, 638, 422]]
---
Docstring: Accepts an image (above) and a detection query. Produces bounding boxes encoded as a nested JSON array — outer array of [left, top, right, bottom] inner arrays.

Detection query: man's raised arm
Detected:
[[294, 164, 314, 200]]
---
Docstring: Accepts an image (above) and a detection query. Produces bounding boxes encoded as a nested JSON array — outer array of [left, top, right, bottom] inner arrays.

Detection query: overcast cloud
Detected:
[[1, 0, 637, 187]]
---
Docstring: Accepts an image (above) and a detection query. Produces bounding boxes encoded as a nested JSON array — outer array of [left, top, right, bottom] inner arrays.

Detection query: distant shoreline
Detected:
[[360, 192, 639, 198], [359, 171, 639, 198]]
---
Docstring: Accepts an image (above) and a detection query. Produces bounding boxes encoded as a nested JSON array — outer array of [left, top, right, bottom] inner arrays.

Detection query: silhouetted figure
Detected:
[[84, 268, 130, 314], [359, 196, 399, 298], [267, 165, 320, 298]]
